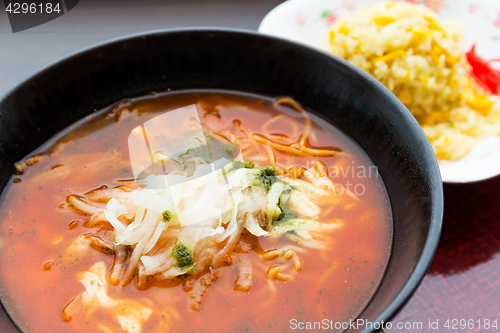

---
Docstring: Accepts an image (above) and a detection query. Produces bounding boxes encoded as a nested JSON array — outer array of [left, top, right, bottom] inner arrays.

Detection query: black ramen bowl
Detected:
[[0, 28, 443, 332]]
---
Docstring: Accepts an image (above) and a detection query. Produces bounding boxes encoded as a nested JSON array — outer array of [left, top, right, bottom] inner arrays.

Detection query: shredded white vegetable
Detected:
[[98, 158, 339, 280]]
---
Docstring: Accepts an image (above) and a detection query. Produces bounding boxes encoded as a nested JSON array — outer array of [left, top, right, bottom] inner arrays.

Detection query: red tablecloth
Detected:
[[387, 175, 500, 333]]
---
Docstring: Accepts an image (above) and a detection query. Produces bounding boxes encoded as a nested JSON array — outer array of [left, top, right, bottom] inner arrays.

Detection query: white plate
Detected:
[[259, 0, 500, 183]]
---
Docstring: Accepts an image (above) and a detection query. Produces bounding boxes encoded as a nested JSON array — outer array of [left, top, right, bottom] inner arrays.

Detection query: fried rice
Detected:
[[328, 1, 500, 160]]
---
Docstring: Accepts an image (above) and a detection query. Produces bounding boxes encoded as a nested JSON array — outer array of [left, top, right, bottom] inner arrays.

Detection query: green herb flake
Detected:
[[243, 161, 256, 169], [162, 210, 172, 223], [171, 242, 194, 269]]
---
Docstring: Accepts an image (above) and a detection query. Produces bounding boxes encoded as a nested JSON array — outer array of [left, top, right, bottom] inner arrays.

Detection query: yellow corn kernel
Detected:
[[423, 76, 429, 84], [338, 26, 350, 35], [412, 30, 428, 43], [329, 30, 335, 44], [397, 87, 412, 105], [468, 97, 495, 112], [372, 49, 406, 65], [374, 16, 395, 26], [430, 45, 442, 64], [445, 55, 459, 67], [403, 71, 411, 80], [424, 16, 441, 31]]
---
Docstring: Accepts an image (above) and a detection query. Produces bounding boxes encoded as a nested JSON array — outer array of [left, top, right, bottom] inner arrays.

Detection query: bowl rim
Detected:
[[0, 27, 443, 333]]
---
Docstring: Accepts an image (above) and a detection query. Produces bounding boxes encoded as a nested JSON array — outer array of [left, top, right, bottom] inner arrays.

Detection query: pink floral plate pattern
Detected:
[[259, 0, 500, 183]]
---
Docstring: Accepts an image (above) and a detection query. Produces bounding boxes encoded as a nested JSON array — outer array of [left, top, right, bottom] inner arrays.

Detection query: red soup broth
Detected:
[[0, 90, 392, 333]]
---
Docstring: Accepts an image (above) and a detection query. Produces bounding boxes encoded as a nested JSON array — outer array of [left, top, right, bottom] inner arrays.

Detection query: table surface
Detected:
[[1, 1, 499, 332]]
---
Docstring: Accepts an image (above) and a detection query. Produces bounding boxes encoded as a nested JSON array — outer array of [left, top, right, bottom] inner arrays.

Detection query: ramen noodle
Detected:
[[0, 91, 392, 333]]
